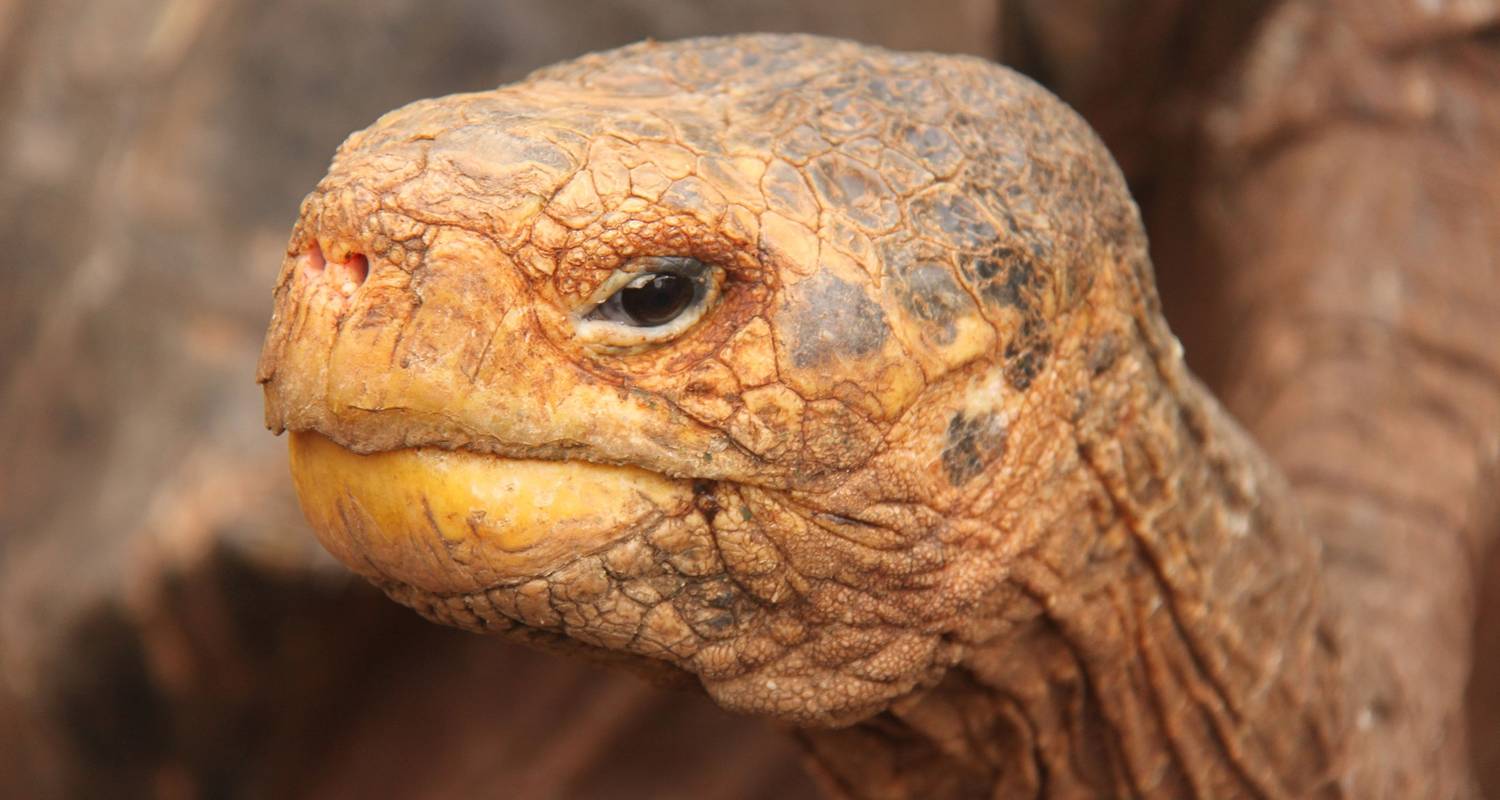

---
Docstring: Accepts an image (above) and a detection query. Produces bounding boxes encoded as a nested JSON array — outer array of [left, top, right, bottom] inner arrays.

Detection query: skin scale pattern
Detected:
[[255, 34, 1443, 798]]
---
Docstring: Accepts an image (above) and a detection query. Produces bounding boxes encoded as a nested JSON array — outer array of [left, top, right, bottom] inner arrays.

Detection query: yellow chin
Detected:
[[287, 431, 693, 594]]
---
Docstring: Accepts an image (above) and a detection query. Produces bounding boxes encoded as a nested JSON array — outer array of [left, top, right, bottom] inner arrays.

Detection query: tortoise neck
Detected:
[[798, 352, 1349, 797]]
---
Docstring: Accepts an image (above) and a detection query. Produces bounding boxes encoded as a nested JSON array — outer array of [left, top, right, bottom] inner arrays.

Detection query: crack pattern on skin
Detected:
[[260, 35, 1355, 798]]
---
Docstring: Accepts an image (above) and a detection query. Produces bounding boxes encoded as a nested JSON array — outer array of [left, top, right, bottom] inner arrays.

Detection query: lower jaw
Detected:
[[286, 431, 695, 594]]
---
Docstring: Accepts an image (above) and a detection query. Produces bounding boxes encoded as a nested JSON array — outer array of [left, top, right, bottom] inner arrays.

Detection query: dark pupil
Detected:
[[620, 273, 694, 326]]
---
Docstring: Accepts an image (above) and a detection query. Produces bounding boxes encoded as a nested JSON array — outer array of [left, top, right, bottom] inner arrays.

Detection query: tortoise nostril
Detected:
[[331, 250, 369, 294], [298, 238, 367, 295], [331, 253, 369, 295], [301, 244, 327, 277]]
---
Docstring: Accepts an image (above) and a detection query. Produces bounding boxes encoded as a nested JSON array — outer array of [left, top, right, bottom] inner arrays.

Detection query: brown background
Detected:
[[1, 1, 1495, 797]]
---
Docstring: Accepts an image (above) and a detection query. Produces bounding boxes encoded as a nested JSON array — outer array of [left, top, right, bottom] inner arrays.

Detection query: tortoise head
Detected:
[[258, 34, 1151, 725]]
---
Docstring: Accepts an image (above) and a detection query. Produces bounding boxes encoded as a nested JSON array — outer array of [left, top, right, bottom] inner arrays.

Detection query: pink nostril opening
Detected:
[[331, 253, 369, 294], [301, 242, 368, 296], [302, 244, 326, 276]]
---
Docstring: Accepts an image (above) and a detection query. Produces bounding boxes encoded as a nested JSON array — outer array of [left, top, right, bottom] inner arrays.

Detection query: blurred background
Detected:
[[1, 0, 1497, 797]]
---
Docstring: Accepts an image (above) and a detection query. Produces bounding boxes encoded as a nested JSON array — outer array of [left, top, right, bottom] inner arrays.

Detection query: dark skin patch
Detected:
[[961, 244, 1043, 312], [1004, 343, 1050, 390], [1004, 316, 1053, 391], [693, 480, 720, 523], [957, 244, 1053, 390], [941, 411, 1008, 486], [890, 262, 976, 345], [681, 577, 751, 638], [777, 271, 890, 368]]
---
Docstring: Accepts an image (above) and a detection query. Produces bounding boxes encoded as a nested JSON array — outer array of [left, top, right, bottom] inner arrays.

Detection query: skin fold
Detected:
[[258, 34, 1489, 797]]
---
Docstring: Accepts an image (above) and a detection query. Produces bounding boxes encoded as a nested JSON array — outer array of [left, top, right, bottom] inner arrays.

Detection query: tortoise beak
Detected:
[[287, 431, 694, 594]]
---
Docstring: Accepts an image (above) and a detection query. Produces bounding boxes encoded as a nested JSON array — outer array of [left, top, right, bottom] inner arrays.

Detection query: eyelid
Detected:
[[581, 256, 708, 308], [573, 257, 723, 349]]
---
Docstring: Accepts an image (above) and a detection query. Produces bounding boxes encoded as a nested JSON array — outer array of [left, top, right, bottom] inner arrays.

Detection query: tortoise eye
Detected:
[[599, 271, 698, 327], [578, 257, 719, 347]]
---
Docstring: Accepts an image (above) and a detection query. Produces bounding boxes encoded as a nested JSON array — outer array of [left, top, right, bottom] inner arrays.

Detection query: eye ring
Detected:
[[575, 256, 721, 348], [592, 270, 701, 327]]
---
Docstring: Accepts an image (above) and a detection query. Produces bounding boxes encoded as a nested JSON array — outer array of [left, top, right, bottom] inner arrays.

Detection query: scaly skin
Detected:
[[258, 35, 1450, 796]]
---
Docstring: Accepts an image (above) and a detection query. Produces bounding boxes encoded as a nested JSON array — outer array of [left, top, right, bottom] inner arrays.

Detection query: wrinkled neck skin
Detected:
[[796, 283, 1343, 798]]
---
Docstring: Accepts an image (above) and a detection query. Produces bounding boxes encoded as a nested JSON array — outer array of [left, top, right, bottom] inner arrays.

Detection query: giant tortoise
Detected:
[[258, 31, 1500, 799]]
